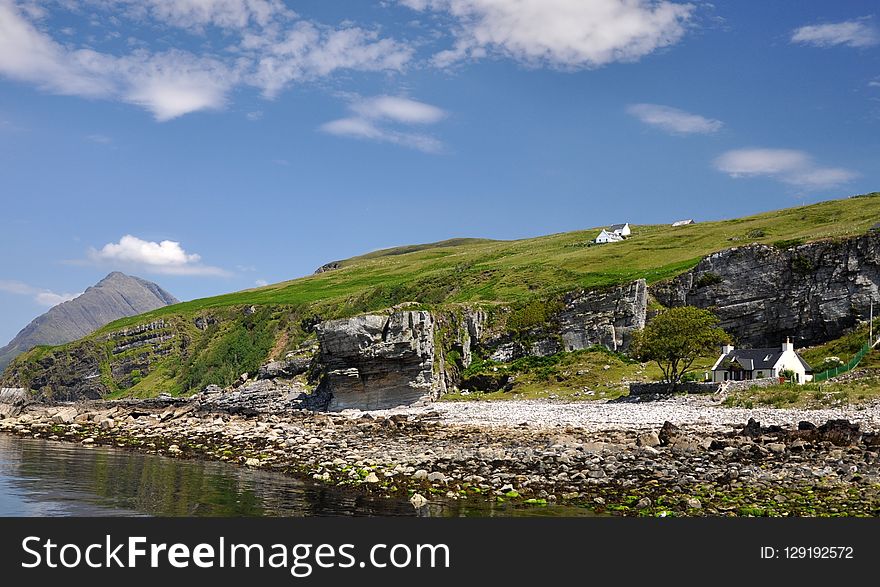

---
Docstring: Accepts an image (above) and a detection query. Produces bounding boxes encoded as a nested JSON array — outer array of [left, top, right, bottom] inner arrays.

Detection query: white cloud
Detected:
[[246, 110, 264, 120], [88, 235, 229, 276], [713, 148, 858, 189], [352, 95, 448, 124], [118, 51, 237, 121], [100, 0, 294, 31], [0, 1, 412, 120], [399, 0, 694, 68], [244, 23, 412, 98], [320, 95, 446, 153], [255, 279, 269, 287], [627, 103, 722, 134], [0, 280, 81, 307], [791, 19, 879, 48]]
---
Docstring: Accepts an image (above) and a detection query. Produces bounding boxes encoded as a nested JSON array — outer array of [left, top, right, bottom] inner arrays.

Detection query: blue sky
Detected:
[[1, 0, 879, 345]]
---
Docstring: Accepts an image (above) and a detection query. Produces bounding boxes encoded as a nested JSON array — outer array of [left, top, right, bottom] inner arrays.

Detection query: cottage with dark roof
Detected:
[[711, 338, 813, 384], [609, 223, 631, 237]]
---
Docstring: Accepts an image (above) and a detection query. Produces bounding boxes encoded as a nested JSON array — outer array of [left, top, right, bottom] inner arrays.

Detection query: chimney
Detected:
[[721, 344, 734, 355], [782, 337, 794, 353]]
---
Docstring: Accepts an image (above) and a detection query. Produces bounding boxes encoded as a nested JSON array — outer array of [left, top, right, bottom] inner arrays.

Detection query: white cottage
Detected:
[[609, 223, 631, 237], [711, 339, 813, 384], [595, 229, 624, 244], [672, 219, 695, 227]]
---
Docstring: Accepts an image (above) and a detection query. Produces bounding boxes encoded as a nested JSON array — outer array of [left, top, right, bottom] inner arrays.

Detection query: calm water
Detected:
[[0, 435, 594, 517]]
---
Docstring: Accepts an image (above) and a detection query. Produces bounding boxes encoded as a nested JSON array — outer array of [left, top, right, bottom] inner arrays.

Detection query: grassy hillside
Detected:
[[102, 192, 880, 332], [6, 192, 880, 397]]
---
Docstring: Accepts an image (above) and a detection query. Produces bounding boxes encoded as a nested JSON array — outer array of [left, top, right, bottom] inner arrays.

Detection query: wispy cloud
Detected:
[[85, 133, 112, 144], [791, 19, 879, 48], [351, 95, 447, 124], [0, 280, 81, 307], [713, 148, 858, 189], [255, 279, 269, 287], [87, 235, 230, 276], [399, 0, 695, 68], [0, 1, 412, 121], [245, 110, 264, 121], [627, 103, 723, 135], [320, 95, 447, 152]]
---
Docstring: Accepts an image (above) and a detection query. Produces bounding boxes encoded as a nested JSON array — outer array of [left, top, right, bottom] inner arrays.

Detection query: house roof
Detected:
[[714, 347, 813, 373], [672, 219, 694, 226], [716, 348, 784, 371], [609, 223, 628, 231]]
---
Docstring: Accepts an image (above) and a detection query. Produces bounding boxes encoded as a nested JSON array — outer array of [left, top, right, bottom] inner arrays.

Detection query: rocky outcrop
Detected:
[[651, 234, 880, 347], [5, 341, 109, 400], [0, 272, 177, 371], [560, 279, 648, 352], [314, 311, 437, 411], [314, 262, 341, 274], [473, 279, 648, 364]]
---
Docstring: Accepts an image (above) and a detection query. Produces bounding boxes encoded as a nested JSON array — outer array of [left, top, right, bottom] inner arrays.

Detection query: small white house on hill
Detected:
[[711, 338, 813, 384], [672, 219, 694, 227], [595, 229, 624, 244], [609, 223, 631, 237]]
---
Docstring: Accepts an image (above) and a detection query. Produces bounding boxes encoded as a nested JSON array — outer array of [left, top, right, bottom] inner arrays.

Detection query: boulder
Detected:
[[658, 421, 680, 446], [817, 419, 860, 446]]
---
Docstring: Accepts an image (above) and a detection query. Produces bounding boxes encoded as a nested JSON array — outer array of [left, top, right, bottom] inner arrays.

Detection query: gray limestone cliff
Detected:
[[0, 273, 178, 372], [651, 233, 880, 347], [560, 279, 648, 352], [313, 311, 437, 410]]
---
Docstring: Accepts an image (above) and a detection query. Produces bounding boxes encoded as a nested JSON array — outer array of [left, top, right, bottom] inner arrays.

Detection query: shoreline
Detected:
[[2, 396, 880, 517]]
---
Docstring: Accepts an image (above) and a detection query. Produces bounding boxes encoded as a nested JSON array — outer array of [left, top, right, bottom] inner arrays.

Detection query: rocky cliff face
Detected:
[[560, 280, 648, 352], [0, 272, 177, 371], [314, 311, 437, 410], [470, 280, 648, 364], [651, 233, 880, 347]]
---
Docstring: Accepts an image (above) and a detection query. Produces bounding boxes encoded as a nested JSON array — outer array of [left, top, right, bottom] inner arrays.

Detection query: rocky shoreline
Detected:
[[2, 394, 880, 517]]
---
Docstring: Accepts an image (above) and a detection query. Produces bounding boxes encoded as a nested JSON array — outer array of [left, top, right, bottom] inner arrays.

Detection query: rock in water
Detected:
[[0, 272, 177, 371]]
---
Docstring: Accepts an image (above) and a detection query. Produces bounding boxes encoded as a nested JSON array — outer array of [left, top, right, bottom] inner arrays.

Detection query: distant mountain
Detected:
[[0, 272, 178, 371]]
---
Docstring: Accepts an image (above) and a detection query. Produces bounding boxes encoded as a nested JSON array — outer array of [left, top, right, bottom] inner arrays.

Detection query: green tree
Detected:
[[631, 306, 729, 385]]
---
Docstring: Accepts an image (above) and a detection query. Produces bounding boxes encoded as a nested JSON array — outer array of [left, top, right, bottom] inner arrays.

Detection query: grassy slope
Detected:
[[7, 192, 880, 397], [101, 192, 880, 332]]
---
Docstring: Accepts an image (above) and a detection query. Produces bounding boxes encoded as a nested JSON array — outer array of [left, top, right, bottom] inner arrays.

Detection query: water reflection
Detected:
[[0, 435, 596, 517]]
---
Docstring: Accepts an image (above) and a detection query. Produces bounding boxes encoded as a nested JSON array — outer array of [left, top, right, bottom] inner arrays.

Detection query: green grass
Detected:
[[800, 319, 880, 371], [441, 347, 718, 401], [722, 373, 880, 408]]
